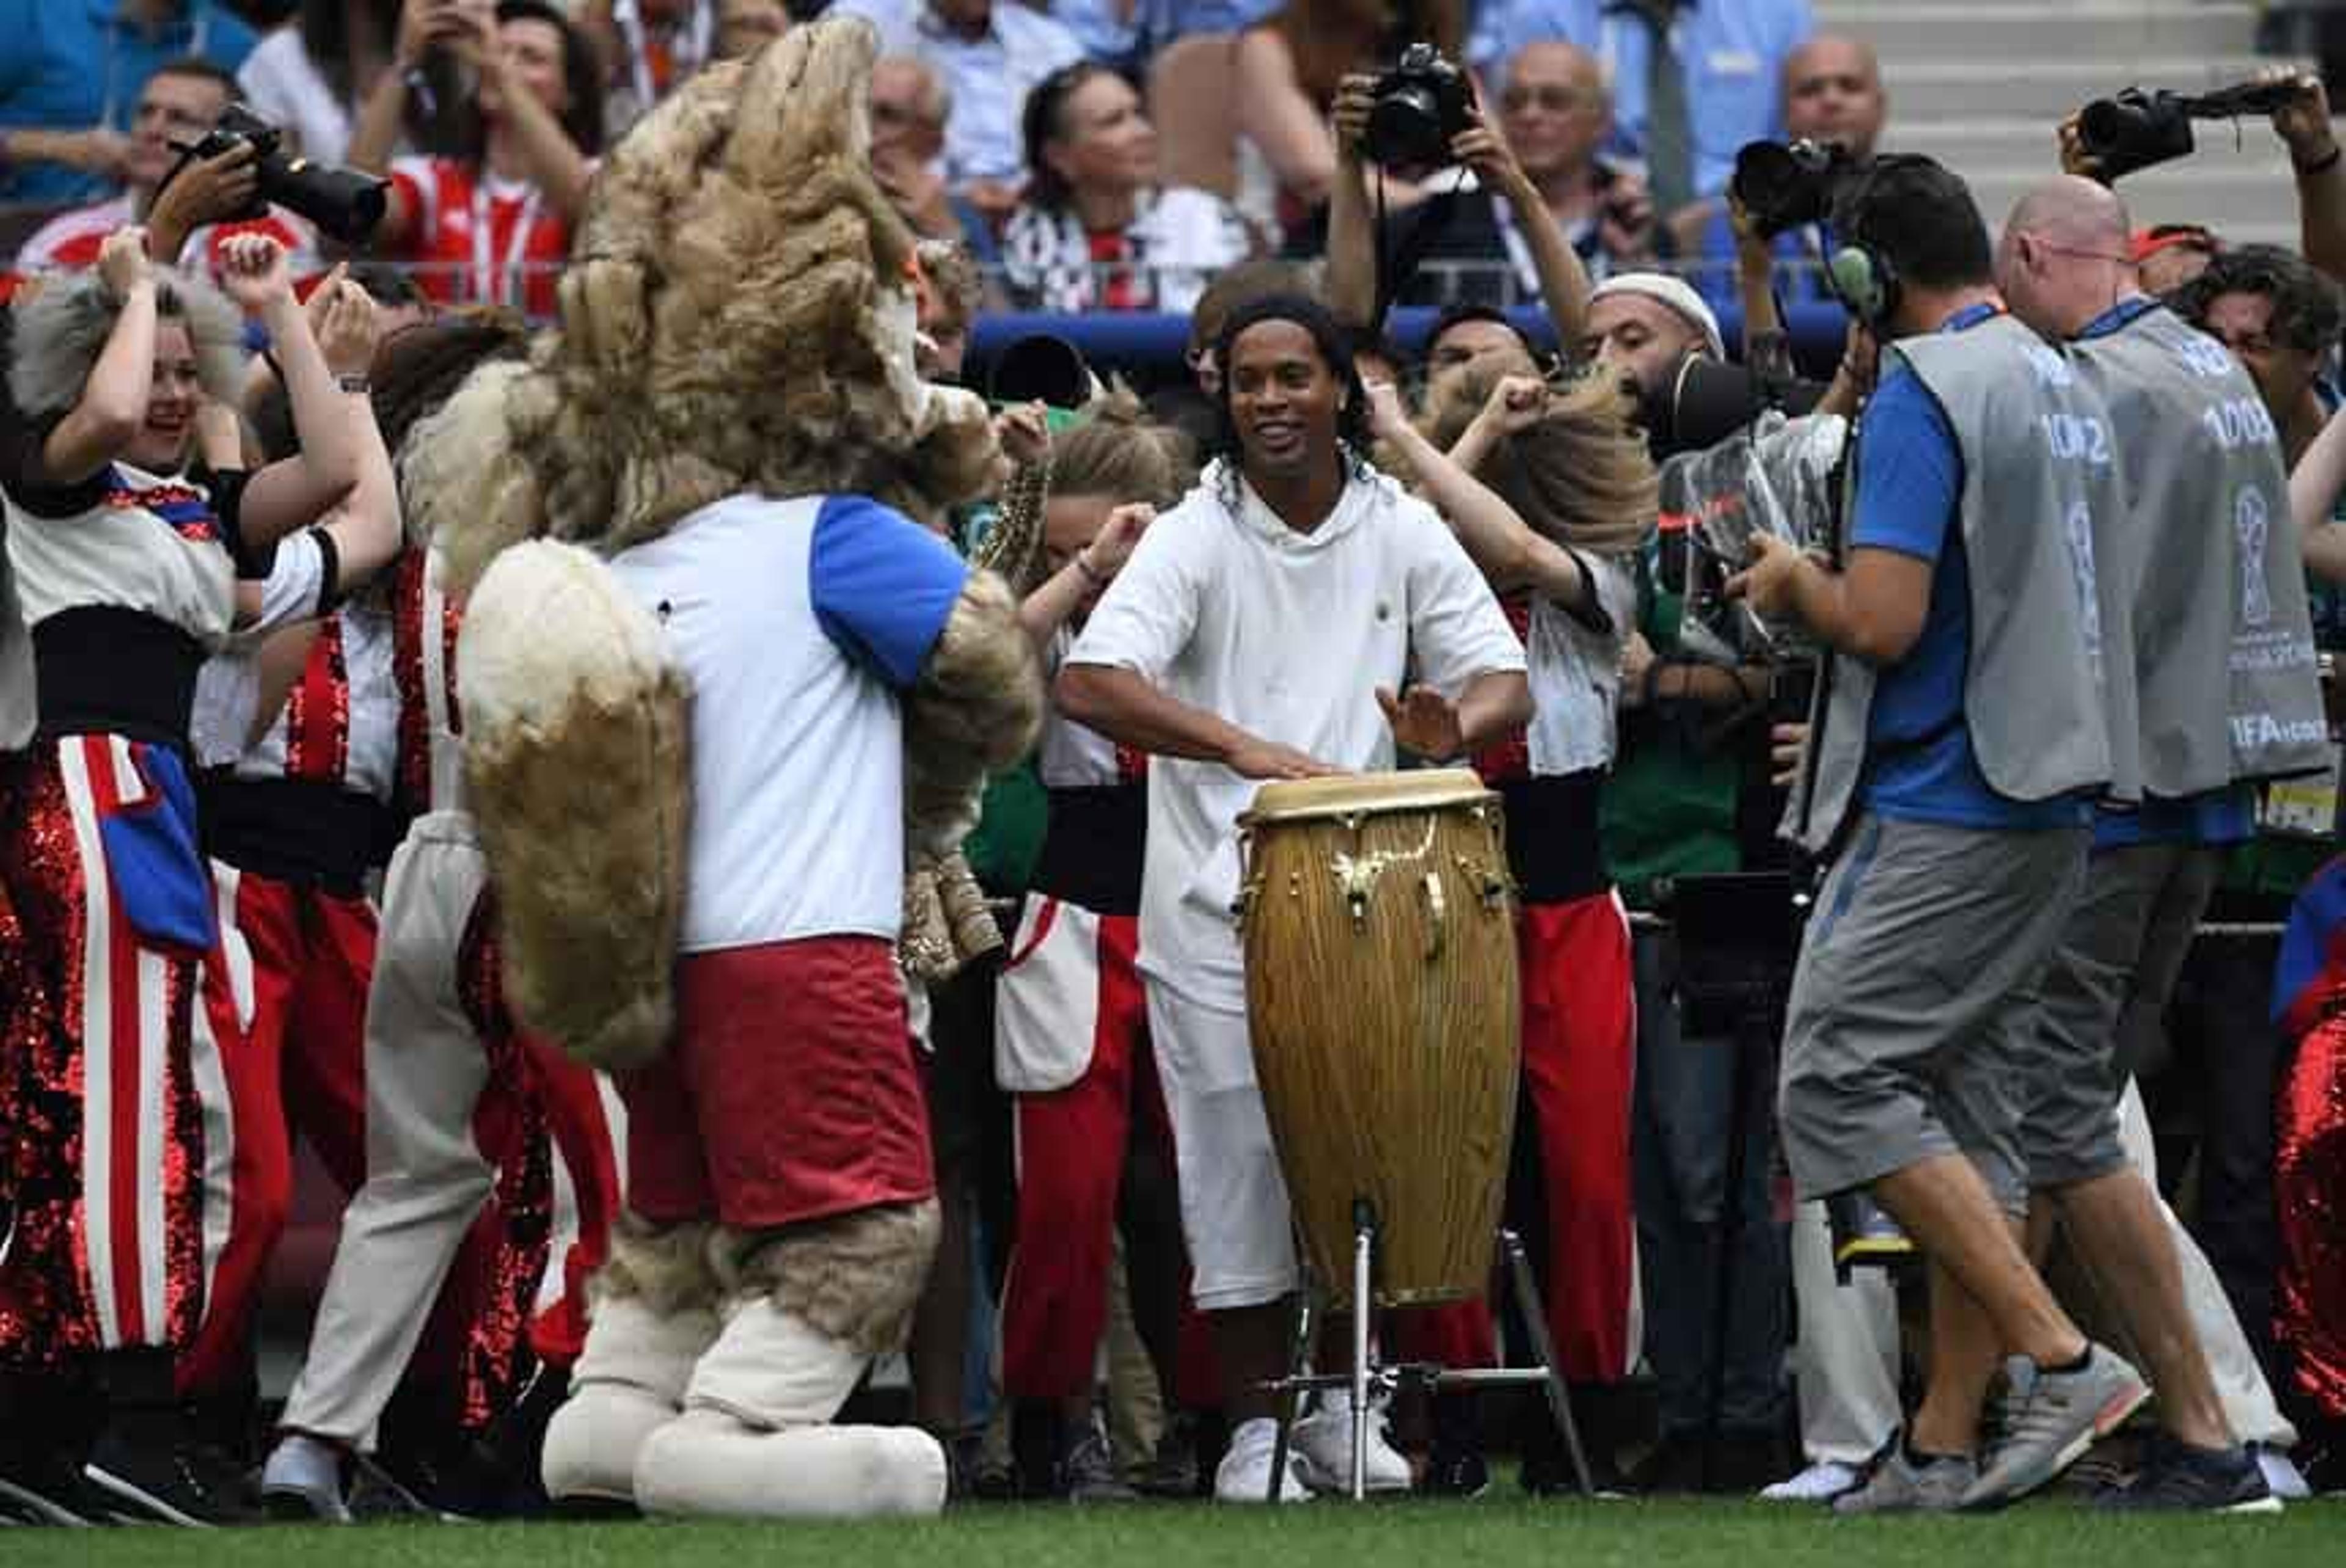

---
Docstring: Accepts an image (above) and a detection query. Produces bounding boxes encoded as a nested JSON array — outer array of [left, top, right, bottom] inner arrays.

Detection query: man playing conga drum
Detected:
[[1058, 295, 1531, 1503]]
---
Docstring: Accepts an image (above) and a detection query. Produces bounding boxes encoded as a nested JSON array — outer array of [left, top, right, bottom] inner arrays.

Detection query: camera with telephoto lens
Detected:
[[2076, 78, 2301, 181], [1365, 44, 1477, 170], [1728, 137, 1858, 238], [164, 103, 391, 246]]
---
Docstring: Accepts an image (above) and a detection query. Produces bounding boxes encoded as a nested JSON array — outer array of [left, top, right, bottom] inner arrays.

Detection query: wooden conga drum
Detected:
[[1236, 769, 1519, 1308]]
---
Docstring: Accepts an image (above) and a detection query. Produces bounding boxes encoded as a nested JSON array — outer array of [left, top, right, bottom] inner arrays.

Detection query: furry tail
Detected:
[[458, 540, 692, 1071]]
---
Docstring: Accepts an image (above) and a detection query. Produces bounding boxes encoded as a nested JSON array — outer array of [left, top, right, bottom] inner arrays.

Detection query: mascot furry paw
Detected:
[[418, 18, 1041, 1520]]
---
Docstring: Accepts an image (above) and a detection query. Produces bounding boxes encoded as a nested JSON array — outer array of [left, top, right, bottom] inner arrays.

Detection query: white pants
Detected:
[[1789, 1198, 1901, 1467], [1144, 981, 1298, 1311], [2116, 1078, 2295, 1449], [1785, 1080, 2298, 1461], [277, 812, 622, 1446]]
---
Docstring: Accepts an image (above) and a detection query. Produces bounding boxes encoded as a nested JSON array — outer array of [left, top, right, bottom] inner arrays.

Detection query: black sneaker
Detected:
[[2097, 1434, 2282, 1514], [82, 1431, 260, 1527], [0, 1457, 109, 1527], [1420, 1445, 1491, 1498]]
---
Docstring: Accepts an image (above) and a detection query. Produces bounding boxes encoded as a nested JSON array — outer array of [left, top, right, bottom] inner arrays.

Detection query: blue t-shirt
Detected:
[[808, 494, 970, 689], [0, 1, 258, 206], [2075, 293, 2253, 848], [1852, 303, 2094, 831]]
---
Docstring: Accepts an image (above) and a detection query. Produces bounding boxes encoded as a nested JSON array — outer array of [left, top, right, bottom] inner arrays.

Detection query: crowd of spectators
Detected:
[[2, 0, 2345, 1525]]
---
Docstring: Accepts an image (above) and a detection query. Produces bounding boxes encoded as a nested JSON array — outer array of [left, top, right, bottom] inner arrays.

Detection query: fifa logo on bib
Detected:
[[2237, 487, 2273, 627], [2065, 500, 2101, 656]]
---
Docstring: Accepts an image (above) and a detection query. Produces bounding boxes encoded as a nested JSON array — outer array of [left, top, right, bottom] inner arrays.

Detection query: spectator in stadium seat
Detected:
[[828, 0, 1087, 231], [235, 1, 409, 167], [1467, 0, 1810, 222], [349, 0, 604, 319], [1230, 0, 1467, 242], [0, 0, 259, 207], [871, 56, 1003, 264], [576, 0, 786, 139], [16, 59, 324, 285], [1000, 61, 1255, 313]]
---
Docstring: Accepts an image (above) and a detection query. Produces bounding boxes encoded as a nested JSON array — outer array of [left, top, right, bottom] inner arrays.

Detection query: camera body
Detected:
[[2077, 79, 2300, 181], [2075, 90, 2197, 181], [1728, 137, 1857, 238], [1365, 44, 1477, 170], [172, 103, 390, 246]]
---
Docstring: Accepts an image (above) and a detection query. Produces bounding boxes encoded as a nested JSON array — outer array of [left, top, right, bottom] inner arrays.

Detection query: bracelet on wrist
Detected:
[[1073, 551, 1106, 585], [2298, 143, 2343, 177], [337, 374, 372, 395]]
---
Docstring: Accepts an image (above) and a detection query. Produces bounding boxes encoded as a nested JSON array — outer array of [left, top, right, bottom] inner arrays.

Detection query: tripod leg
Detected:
[[1351, 1206, 1374, 1502], [1266, 1285, 1315, 1504], [1502, 1226, 1594, 1497]]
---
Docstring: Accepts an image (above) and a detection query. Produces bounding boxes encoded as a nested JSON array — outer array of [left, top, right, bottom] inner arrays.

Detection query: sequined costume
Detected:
[[0, 282, 265, 1497], [2274, 856, 2346, 1431]]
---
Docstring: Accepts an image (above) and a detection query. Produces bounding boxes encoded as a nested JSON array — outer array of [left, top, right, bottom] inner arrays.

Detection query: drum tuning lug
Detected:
[[1232, 878, 1262, 927]]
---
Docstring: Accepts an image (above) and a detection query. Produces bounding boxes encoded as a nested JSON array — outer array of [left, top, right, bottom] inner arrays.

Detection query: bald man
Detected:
[[1873, 176, 2320, 1514], [1682, 33, 1885, 303]]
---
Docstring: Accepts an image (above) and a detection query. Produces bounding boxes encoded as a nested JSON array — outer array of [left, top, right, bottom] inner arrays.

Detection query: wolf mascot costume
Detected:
[[399, 21, 1042, 1519]]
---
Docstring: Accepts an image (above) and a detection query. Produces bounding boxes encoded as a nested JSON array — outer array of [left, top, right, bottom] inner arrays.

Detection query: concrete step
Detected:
[[1880, 55, 2311, 122], [1958, 161, 2300, 230], [1880, 114, 2326, 169], [1817, 1, 2260, 62]]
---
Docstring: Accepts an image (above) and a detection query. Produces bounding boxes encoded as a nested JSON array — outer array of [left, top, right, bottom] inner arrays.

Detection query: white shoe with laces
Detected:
[[1291, 1399, 1414, 1495], [1212, 1418, 1314, 1504], [1759, 1459, 1863, 1503]]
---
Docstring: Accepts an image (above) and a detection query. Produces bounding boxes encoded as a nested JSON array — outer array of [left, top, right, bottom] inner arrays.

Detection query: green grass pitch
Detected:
[[7, 1496, 2340, 1568]]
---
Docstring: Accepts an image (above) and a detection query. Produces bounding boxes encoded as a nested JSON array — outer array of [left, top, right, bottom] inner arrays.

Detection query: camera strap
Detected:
[[470, 178, 541, 308]]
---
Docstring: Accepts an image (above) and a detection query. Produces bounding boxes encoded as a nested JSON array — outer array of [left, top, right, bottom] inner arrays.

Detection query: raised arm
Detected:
[[1367, 376, 1592, 611], [1020, 505, 1153, 644], [1453, 105, 1592, 349], [348, 0, 471, 248], [37, 228, 162, 485], [459, 7, 594, 224], [2271, 71, 2346, 288], [2290, 400, 2346, 585], [225, 237, 370, 547]]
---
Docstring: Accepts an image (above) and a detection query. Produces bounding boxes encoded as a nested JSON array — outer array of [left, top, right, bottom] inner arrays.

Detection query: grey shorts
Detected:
[[2021, 841, 2226, 1189], [1778, 814, 2089, 1213]]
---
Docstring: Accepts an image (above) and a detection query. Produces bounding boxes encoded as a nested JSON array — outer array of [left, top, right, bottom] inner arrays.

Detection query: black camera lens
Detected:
[[1365, 89, 1448, 169], [1728, 138, 1847, 238]]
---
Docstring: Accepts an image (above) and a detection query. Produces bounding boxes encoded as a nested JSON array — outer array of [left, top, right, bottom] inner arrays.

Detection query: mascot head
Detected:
[[425, 18, 997, 594]]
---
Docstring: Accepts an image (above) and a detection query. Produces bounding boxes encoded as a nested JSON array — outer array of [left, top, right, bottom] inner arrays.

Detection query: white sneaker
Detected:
[[1290, 1401, 1414, 1495], [2254, 1446, 2311, 1502], [259, 1434, 351, 1523], [1212, 1419, 1314, 1504], [1760, 1459, 1863, 1503]]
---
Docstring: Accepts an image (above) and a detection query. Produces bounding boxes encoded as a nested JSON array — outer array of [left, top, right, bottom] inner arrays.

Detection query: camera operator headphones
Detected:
[[1822, 154, 1939, 332]]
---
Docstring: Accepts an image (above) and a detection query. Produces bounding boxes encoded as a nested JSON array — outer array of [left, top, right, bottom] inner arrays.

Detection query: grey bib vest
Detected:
[[1796, 313, 2133, 858], [2072, 303, 2328, 793]]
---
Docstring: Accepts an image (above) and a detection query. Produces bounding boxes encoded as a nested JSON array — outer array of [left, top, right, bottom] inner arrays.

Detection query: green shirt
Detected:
[[1601, 543, 1744, 911]]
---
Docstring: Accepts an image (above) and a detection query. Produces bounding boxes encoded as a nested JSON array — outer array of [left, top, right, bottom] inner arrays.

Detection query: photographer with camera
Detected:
[[2061, 66, 2346, 290], [1681, 34, 1882, 311], [1324, 48, 1601, 336], [1728, 153, 2156, 1514], [348, 0, 604, 317], [16, 60, 324, 287], [1882, 173, 2320, 1515]]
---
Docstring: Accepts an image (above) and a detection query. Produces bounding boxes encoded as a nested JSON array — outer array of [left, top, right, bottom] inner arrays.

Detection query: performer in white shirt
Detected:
[[1059, 293, 1532, 1502]]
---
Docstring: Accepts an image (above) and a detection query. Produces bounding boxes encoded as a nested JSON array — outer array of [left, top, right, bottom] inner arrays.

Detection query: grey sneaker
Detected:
[[1832, 1447, 1975, 1515], [1961, 1346, 2149, 1511], [1062, 1425, 1139, 1504], [259, 1434, 351, 1523]]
